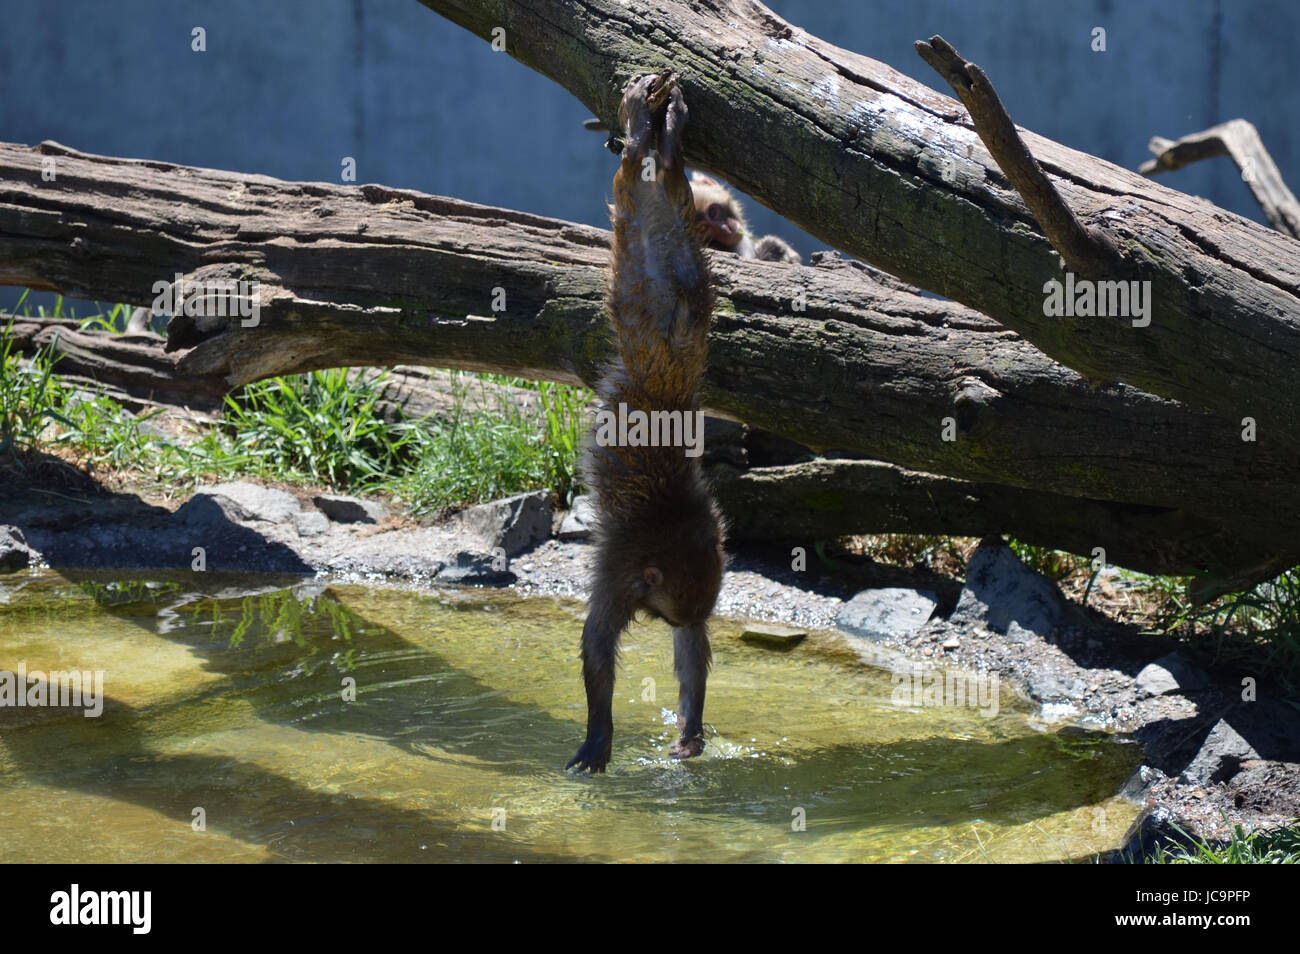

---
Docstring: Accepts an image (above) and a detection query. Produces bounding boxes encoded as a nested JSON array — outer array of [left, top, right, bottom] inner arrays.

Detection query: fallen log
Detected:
[[3, 139, 1298, 582], [712, 458, 1286, 585], [1, 140, 1297, 582], [2, 315, 549, 422], [2, 311, 1274, 578], [422, 0, 1300, 449], [4, 316, 227, 412]]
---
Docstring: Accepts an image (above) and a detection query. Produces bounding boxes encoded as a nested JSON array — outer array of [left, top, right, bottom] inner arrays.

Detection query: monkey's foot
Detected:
[[669, 735, 705, 760], [566, 735, 611, 774], [645, 67, 678, 112], [620, 69, 687, 169]]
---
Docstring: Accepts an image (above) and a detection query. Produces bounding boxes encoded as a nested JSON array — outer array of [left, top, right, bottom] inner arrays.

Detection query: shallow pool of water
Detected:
[[0, 569, 1140, 862]]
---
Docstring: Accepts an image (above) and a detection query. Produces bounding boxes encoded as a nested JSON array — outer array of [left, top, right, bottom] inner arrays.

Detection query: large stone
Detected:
[[836, 588, 938, 642], [294, 511, 331, 537], [0, 525, 35, 572], [1136, 651, 1210, 697], [557, 494, 599, 541], [177, 482, 300, 525], [1180, 719, 1259, 785], [312, 493, 386, 524], [950, 539, 1072, 640], [459, 491, 552, 557], [1135, 662, 1179, 697], [434, 550, 517, 585], [1025, 668, 1087, 704]]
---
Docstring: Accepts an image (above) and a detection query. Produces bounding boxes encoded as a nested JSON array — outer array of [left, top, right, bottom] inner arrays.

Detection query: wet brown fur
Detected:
[[566, 70, 726, 774]]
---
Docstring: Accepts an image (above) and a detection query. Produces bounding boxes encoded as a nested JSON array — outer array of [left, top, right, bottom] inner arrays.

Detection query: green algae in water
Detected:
[[0, 569, 1140, 863]]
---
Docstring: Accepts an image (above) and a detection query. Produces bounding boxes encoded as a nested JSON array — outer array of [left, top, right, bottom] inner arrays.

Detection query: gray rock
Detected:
[[312, 494, 386, 524], [558, 494, 599, 540], [171, 495, 233, 531], [1143, 651, 1210, 694], [294, 511, 331, 537], [434, 550, 516, 585], [1118, 764, 1164, 802], [950, 539, 1072, 640], [1107, 804, 1203, 863], [178, 482, 301, 524], [1229, 700, 1300, 762], [1135, 662, 1180, 697], [836, 588, 938, 642], [1025, 668, 1087, 704], [0, 525, 35, 572], [459, 491, 552, 557], [1134, 650, 1210, 698], [1180, 718, 1259, 785], [1005, 621, 1034, 644]]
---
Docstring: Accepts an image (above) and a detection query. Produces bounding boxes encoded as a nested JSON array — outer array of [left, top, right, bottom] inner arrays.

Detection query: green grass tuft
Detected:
[[1148, 818, 1300, 864]]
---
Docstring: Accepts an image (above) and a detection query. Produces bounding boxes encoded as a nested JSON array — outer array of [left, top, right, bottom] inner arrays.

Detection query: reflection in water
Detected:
[[0, 570, 1140, 863]]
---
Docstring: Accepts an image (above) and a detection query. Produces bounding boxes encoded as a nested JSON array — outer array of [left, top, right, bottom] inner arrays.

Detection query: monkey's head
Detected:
[[641, 520, 725, 628], [691, 174, 749, 251], [613, 500, 725, 629]]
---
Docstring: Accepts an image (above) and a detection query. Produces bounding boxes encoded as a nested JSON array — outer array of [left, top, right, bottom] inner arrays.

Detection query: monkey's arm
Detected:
[[567, 597, 633, 773]]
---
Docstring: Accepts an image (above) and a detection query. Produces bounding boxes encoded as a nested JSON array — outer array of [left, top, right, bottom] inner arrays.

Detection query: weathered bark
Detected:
[[1142, 120, 1300, 239], [4, 316, 228, 412], [916, 36, 1121, 280], [419, 0, 1300, 448], [1, 139, 1297, 581], [2, 313, 1280, 579], [2, 316, 546, 422], [712, 458, 1289, 585]]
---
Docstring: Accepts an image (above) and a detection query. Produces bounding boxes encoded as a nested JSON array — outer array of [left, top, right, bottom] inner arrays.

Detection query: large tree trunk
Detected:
[[713, 458, 1280, 583], [421, 0, 1300, 451], [2, 317, 1273, 580], [0, 141, 1295, 583]]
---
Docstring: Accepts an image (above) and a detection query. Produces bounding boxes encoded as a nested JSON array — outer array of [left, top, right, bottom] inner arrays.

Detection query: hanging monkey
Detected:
[[566, 70, 727, 773]]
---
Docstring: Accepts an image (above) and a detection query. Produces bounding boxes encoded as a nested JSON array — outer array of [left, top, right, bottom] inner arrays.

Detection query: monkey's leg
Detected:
[[609, 72, 711, 399], [566, 602, 628, 773], [669, 622, 711, 759]]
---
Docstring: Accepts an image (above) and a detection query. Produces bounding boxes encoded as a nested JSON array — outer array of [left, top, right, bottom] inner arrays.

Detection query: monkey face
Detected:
[[638, 526, 725, 628], [697, 202, 744, 248], [691, 175, 747, 250]]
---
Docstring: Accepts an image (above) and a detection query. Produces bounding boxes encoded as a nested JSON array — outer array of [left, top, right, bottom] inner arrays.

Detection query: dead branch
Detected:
[[1141, 119, 1300, 238]]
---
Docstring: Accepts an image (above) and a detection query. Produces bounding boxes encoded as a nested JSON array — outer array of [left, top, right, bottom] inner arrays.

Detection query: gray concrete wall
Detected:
[[2, 0, 1295, 313]]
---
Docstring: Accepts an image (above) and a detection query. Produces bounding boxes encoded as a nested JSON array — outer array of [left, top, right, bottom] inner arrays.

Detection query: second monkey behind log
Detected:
[[566, 70, 726, 774]]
